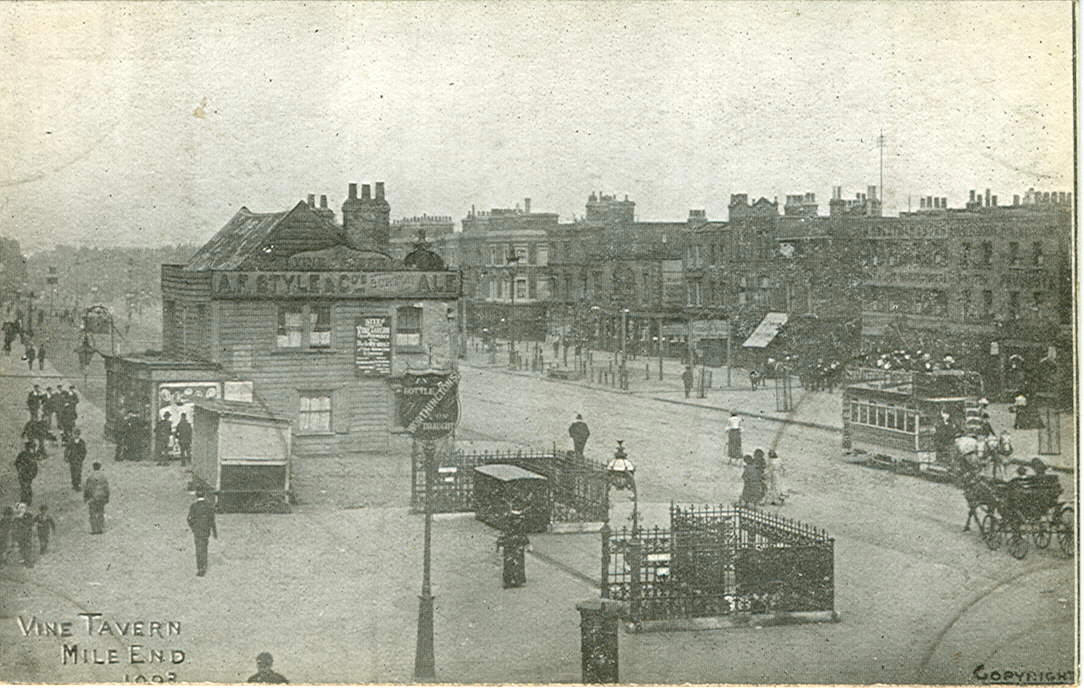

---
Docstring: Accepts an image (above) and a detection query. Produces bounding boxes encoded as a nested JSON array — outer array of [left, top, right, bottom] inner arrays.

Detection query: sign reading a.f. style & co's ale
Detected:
[[354, 315, 392, 376], [211, 271, 460, 299]]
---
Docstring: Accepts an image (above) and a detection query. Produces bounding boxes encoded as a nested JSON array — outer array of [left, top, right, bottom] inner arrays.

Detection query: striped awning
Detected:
[[742, 312, 789, 348]]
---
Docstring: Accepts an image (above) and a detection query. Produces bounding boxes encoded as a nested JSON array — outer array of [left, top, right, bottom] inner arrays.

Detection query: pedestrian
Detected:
[[23, 342, 35, 371], [26, 384, 43, 420], [681, 365, 694, 398], [12, 503, 35, 567], [156, 412, 174, 465], [763, 449, 786, 505], [65, 429, 87, 490], [568, 414, 590, 458], [740, 455, 764, 506], [175, 413, 193, 466], [58, 397, 77, 446], [0, 506, 13, 565], [35, 504, 56, 554], [496, 512, 529, 589], [187, 489, 217, 577], [750, 369, 761, 391], [42, 387, 55, 429], [22, 417, 49, 456], [36, 342, 45, 371], [83, 462, 110, 534], [15, 441, 39, 505], [726, 412, 743, 464], [247, 652, 288, 684]]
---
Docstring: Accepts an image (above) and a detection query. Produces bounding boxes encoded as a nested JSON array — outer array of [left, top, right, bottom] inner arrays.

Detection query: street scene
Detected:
[[0, 2, 1077, 686]]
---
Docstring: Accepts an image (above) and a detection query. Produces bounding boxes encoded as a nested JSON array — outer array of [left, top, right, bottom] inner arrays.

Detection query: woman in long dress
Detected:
[[763, 449, 786, 505], [727, 413, 743, 464], [740, 454, 763, 506]]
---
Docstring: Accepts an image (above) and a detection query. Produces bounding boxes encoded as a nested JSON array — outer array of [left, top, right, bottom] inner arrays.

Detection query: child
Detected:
[[0, 506, 13, 565], [12, 503, 34, 567], [35, 504, 56, 554]]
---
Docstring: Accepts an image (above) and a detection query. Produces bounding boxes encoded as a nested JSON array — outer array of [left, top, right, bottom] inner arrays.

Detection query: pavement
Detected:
[[0, 320, 1075, 685]]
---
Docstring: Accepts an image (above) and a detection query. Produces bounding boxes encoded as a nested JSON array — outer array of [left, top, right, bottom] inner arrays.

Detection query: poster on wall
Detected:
[[355, 315, 392, 376], [156, 382, 222, 455]]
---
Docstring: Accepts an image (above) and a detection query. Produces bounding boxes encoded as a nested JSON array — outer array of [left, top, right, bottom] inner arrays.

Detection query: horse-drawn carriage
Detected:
[[842, 367, 998, 480], [962, 467, 1074, 560]]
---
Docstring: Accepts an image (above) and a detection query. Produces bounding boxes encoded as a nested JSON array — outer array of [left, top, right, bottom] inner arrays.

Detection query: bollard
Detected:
[[645, 363, 649, 381], [576, 599, 628, 684]]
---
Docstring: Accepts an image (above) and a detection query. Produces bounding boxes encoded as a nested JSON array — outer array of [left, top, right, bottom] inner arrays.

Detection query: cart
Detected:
[[472, 464, 551, 533], [980, 474, 1074, 560], [191, 399, 293, 513]]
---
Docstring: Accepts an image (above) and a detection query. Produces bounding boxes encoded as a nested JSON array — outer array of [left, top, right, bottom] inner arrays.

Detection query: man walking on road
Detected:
[[187, 490, 217, 577], [36, 342, 45, 371], [26, 384, 43, 420], [568, 414, 590, 458], [65, 429, 87, 490], [15, 441, 38, 505], [83, 462, 110, 534], [682, 365, 694, 398]]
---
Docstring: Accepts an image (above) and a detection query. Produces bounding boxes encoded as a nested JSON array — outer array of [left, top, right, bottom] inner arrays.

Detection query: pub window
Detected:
[[980, 241, 993, 266], [885, 408, 896, 429], [298, 393, 331, 433], [310, 305, 332, 348], [396, 306, 422, 347], [515, 278, 527, 300], [277, 305, 304, 348]]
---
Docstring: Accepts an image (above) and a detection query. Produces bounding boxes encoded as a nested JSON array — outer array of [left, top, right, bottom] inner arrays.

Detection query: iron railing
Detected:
[[602, 504, 834, 623]]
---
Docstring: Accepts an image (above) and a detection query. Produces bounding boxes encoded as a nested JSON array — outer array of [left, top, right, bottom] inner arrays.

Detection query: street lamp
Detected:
[[606, 440, 638, 533], [75, 331, 96, 387], [506, 251, 521, 365]]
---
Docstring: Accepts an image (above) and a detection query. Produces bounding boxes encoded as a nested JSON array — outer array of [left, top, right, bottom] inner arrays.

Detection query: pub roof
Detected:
[[186, 201, 344, 272]]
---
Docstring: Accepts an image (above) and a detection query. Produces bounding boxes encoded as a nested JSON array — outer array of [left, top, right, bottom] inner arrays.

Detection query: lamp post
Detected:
[[606, 440, 638, 533], [414, 438, 437, 680], [75, 331, 96, 388], [507, 251, 521, 365]]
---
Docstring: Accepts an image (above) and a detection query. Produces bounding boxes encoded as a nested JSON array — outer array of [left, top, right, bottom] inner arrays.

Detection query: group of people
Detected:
[[0, 502, 55, 568], [25, 383, 80, 446], [21, 341, 47, 371], [739, 448, 786, 507], [864, 348, 959, 373]]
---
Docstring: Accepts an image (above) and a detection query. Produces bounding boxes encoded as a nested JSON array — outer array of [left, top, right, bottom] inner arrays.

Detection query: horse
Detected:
[[952, 432, 1013, 478]]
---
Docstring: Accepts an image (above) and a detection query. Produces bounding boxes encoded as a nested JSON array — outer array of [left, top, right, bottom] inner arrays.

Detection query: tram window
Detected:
[[887, 409, 897, 429], [906, 414, 916, 432], [876, 407, 886, 427], [859, 405, 868, 424]]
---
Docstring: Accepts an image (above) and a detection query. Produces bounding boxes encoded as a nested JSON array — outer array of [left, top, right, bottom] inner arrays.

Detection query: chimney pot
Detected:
[[320, 194, 328, 209], [969, 190, 976, 203], [348, 183, 357, 200], [307, 194, 315, 207], [524, 197, 531, 214], [991, 195, 998, 207], [361, 184, 372, 200], [375, 182, 385, 200], [1013, 194, 1020, 206], [985, 188, 991, 207], [920, 198, 926, 209]]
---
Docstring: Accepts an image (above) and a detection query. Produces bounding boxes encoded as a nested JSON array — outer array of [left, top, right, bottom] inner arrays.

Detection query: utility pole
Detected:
[[877, 129, 886, 202]]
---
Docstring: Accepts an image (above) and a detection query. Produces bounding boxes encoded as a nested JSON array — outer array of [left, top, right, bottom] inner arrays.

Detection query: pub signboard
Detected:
[[355, 315, 392, 376], [395, 370, 460, 440]]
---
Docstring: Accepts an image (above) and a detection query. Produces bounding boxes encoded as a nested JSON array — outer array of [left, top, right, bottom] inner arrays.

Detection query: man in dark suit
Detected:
[[187, 490, 217, 577], [65, 429, 88, 490], [174, 413, 193, 466]]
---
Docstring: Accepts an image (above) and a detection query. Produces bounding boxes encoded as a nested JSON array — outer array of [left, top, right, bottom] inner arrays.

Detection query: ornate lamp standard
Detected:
[[75, 331, 96, 388], [606, 440, 638, 533]]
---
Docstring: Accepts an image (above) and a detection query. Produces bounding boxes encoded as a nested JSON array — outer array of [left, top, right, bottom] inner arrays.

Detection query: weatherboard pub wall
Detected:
[[210, 296, 458, 456]]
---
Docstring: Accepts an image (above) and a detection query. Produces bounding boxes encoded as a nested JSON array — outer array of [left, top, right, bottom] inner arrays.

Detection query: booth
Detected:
[[104, 353, 222, 461], [472, 464, 551, 533], [192, 398, 293, 513]]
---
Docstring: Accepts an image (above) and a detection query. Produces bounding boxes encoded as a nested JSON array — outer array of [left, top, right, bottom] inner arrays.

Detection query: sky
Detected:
[[0, 1, 1075, 253]]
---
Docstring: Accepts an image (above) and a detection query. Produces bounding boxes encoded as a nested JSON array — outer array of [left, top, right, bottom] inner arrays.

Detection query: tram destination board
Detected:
[[354, 315, 392, 376]]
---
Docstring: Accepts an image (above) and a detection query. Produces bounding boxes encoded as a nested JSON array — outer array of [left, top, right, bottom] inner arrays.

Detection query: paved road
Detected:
[[458, 364, 1076, 684], [0, 319, 1073, 685]]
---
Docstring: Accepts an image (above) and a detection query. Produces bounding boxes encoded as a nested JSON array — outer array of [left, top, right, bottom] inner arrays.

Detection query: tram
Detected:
[[842, 367, 985, 480]]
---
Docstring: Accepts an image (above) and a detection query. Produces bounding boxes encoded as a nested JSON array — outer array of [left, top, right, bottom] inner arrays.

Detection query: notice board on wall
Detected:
[[355, 315, 392, 376]]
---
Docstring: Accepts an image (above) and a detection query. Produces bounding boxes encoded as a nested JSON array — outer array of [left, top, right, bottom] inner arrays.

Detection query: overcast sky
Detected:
[[0, 1, 1074, 253]]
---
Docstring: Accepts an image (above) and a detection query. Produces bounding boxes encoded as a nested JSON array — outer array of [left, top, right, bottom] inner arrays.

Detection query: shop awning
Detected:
[[742, 312, 788, 348]]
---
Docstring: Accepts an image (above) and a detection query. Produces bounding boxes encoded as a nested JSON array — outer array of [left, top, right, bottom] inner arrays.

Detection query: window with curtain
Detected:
[[277, 305, 304, 348], [396, 306, 422, 347], [310, 305, 332, 348], [299, 393, 331, 432]]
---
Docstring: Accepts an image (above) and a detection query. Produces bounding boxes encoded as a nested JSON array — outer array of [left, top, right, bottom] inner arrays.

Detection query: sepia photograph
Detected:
[[0, 1, 1076, 685]]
